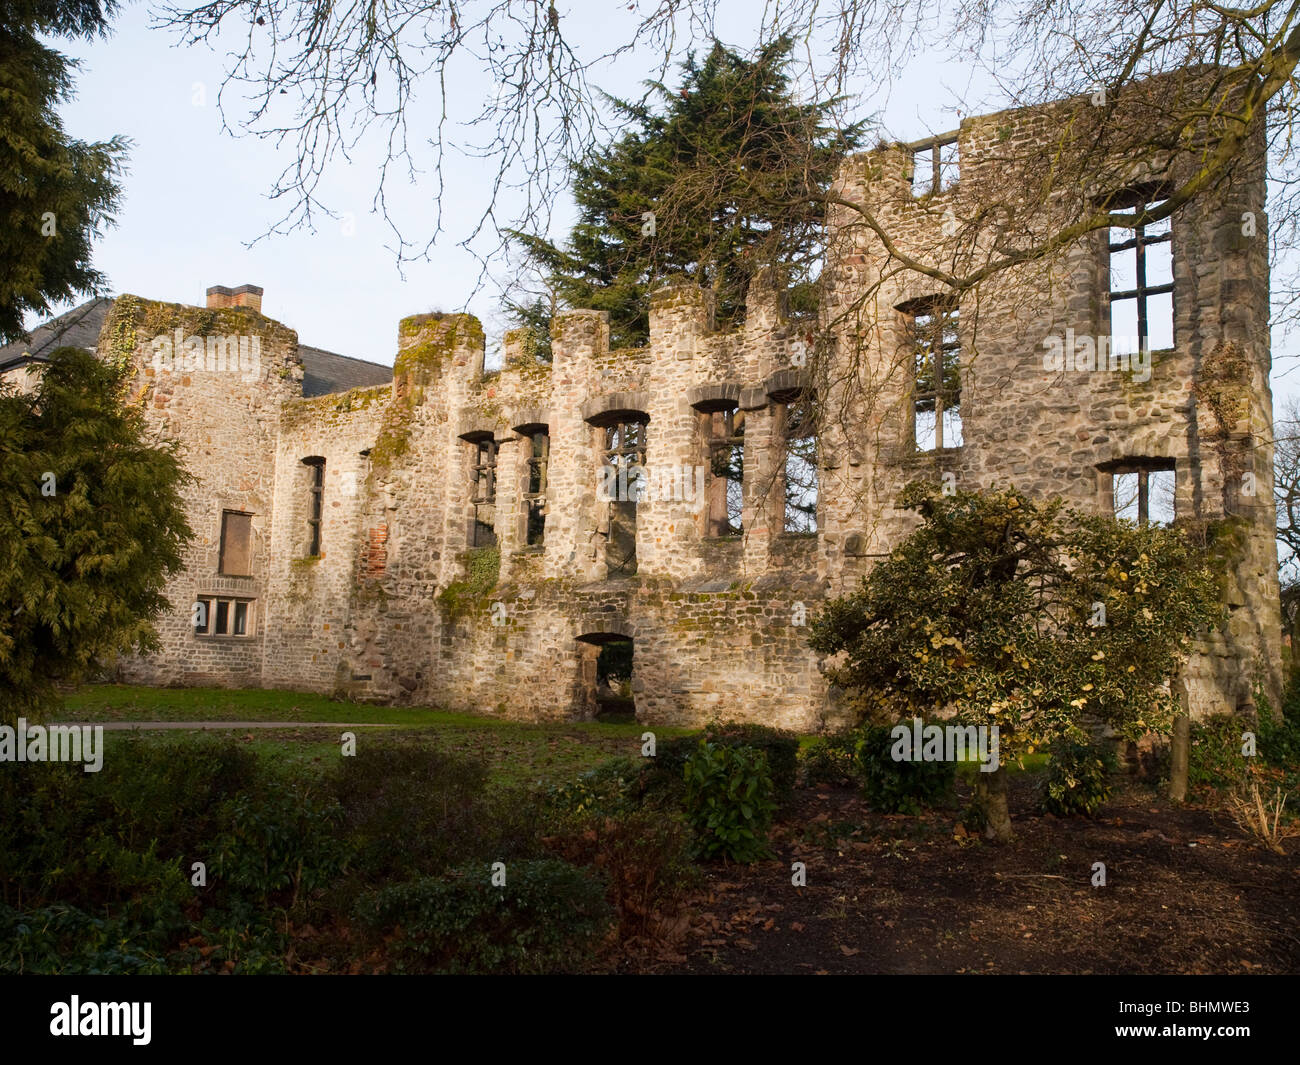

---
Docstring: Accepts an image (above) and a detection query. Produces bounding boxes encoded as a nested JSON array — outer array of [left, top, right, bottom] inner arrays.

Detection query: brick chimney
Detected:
[[206, 284, 263, 313]]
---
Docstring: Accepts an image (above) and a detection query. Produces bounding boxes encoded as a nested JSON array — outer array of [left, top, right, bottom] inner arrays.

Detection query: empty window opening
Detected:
[[1109, 194, 1173, 355], [1111, 463, 1175, 526], [602, 417, 648, 576], [302, 457, 325, 557], [908, 300, 962, 451], [470, 437, 498, 548], [704, 407, 745, 537], [783, 400, 818, 534], [911, 133, 959, 197], [524, 430, 549, 547], [218, 510, 253, 576], [194, 597, 254, 637]]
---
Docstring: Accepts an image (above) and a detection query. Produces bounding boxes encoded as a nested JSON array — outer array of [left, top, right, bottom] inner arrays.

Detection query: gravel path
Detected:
[[49, 721, 395, 731]]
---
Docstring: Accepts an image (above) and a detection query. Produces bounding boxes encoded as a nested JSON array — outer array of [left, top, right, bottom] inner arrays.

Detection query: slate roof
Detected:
[[0, 298, 393, 398], [0, 297, 115, 370], [298, 344, 393, 397]]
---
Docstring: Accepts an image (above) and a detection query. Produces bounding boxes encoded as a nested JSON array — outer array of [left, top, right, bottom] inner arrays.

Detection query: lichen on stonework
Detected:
[[438, 546, 501, 618], [395, 313, 485, 383], [138, 300, 277, 340], [369, 383, 422, 470]]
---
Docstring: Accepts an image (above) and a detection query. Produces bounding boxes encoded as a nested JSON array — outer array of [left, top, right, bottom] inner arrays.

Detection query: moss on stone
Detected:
[[281, 383, 392, 433], [438, 546, 501, 618], [137, 300, 282, 340], [395, 314, 485, 381], [369, 388, 420, 470]]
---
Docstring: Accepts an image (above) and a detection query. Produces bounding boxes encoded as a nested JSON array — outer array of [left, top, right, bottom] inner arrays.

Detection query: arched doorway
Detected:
[[574, 632, 635, 720]]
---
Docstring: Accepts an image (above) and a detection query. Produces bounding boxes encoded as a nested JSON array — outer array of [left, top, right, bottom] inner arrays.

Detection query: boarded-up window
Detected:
[[219, 511, 253, 575]]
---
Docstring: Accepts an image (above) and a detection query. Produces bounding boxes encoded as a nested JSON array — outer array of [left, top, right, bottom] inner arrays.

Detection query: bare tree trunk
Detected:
[[1168, 711, 1190, 803], [974, 764, 1014, 843]]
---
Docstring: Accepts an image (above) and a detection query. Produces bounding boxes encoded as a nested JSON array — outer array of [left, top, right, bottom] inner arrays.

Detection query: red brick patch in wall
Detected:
[[365, 524, 389, 578]]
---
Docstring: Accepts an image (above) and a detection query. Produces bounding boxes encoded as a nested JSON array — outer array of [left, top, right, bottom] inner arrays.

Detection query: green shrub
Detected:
[[354, 860, 612, 974], [643, 733, 702, 801], [799, 729, 858, 787], [97, 735, 260, 854], [647, 724, 799, 806], [0, 759, 189, 926], [208, 783, 347, 909], [544, 808, 696, 938], [545, 756, 645, 817], [171, 917, 289, 975], [1189, 713, 1249, 791], [329, 742, 495, 878], [1258, 708, 1300, 769], [854, 722, 955, 814], [1039, 737, 1118, 817], [0, 904, 169, 975], [683, 741, 777, 862], [703, 721, 800, 802]]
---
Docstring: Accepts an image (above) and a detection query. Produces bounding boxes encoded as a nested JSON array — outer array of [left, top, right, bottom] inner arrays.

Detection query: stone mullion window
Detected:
[[194, 596, 255, 637], [1108, 195, 1174, 352], [604, 420, 647, 494], [602, 417, 648, 576], [910, 132, 959, 197]]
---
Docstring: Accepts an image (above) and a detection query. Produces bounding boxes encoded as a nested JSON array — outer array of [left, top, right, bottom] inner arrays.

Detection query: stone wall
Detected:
[[94, 77, 1280, 730], [99, 296, 301, 688]]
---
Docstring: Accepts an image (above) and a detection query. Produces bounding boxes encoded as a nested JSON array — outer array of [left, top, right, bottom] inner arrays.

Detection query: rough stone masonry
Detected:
[[3, 78, 1281, 731]]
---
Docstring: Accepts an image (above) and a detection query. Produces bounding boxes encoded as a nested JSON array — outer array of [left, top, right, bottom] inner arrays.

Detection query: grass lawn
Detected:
[[65, 684, 694, 788]]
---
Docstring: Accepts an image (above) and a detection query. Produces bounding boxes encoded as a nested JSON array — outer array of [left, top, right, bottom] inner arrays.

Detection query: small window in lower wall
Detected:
[[194, 597, 256, 637]]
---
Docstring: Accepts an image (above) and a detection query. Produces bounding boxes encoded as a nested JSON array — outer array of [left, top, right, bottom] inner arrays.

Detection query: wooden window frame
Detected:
[[193, 596, 256, 638], [1107, 191, 1174, 353], [906, 299, 962, 452], [524, 430, 549, 548], [703, 406, 745, 537]]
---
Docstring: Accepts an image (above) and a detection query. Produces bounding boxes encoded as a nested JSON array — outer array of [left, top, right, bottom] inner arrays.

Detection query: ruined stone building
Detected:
[[1, 79, 1281, 730]]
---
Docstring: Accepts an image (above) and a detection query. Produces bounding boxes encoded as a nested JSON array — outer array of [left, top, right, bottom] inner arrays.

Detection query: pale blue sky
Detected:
[[42, 0, 1298, 417], [45, 2, 984, 366]]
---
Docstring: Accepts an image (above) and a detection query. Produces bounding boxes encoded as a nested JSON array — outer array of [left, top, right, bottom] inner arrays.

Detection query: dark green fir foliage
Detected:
[[508, 35, 863, 349], [0, 347, 192, 716], [0, 1, 126, 343]]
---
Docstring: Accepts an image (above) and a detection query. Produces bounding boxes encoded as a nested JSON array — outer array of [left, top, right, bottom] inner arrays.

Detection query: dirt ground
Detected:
[[615, 775, 1300, 975]]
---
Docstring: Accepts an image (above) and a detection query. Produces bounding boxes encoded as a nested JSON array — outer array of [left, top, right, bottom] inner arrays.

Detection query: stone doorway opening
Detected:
[[575, 632, 635, 720]]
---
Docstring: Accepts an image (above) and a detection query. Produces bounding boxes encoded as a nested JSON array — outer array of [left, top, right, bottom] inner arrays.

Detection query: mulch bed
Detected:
[[613, 775, 1300, 974]]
